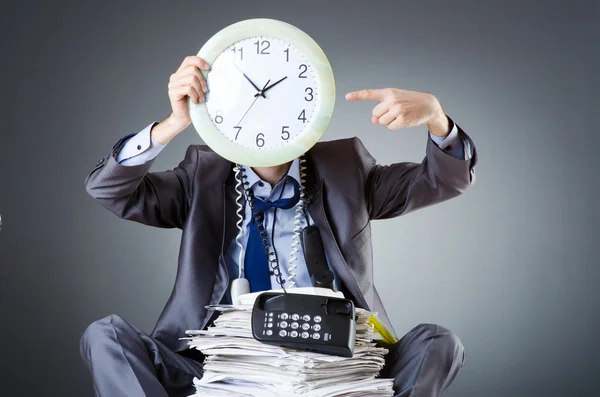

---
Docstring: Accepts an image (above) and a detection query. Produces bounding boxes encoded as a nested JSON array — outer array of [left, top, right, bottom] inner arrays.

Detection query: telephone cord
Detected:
[[286, 155, 308, 288], [232, 157, 307, 291]]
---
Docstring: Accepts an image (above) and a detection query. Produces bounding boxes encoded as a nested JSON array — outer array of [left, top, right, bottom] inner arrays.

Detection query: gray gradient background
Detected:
[[0, 1, 598, 396]]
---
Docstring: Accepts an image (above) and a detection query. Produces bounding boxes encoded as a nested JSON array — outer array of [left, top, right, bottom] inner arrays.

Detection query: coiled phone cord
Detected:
[[287, 156, 308, 288], [232, 156, 308, 292], [233, 165, 246, 272]]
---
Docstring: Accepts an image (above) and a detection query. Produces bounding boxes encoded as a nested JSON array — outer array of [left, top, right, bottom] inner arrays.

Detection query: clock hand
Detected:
[[233, 62, 266, 98], [255, 76, 288, 97], [236, 79, 271, 127]]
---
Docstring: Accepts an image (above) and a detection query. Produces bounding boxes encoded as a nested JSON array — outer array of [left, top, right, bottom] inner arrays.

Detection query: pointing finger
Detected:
[[345, 88, 388, 101]]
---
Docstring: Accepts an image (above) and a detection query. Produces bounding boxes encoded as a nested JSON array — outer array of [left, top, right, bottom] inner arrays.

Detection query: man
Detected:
[[80, 55, 477, 397]]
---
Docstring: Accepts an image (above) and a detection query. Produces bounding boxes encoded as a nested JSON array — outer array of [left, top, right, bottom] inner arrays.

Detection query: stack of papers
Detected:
[[181, 300, 395, 396]]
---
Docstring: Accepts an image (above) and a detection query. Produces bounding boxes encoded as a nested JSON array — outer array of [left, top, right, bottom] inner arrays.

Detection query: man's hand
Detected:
[[345, 88, 450, 137], [152, 56, 211, 145], [168, 56, 211, 126]]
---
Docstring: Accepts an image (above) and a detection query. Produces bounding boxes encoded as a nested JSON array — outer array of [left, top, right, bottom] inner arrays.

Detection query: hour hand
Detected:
[[233, 62, 265, 98], [255, 76, 288, 97]]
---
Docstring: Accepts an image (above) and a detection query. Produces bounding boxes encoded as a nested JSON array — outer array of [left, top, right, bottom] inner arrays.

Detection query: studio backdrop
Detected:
[[0, 1, 598, 396]]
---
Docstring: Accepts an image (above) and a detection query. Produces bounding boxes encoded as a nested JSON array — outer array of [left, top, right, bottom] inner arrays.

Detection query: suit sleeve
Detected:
[[353, 120, 478, 220], [84, 134, 198, 229]]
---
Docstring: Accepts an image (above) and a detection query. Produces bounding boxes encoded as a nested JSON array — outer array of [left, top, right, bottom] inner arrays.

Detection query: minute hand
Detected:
[[233, 62, 265, 98], [255, 76, 288, 97]]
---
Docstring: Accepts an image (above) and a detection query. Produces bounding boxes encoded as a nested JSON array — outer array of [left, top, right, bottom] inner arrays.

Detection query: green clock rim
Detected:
[[188, 18, 335, 167]]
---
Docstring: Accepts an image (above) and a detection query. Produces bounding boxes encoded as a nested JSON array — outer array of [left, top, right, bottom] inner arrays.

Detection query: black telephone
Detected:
[[251, 225, 356, 357], [251, 292, 356, 357]]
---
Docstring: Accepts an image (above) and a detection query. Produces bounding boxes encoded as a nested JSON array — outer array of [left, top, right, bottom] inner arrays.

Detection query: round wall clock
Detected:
[[188, 18, 335, 167]]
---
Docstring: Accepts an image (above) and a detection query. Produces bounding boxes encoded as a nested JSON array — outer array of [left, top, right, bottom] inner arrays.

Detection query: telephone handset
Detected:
[[301, 225, 335, 291]]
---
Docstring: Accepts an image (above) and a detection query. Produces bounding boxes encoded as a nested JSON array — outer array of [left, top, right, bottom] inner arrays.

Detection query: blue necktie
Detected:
[[245, 178, 301, 292]]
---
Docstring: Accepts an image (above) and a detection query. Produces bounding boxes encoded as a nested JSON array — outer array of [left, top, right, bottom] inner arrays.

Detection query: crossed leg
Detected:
[[80, 314, 205, 397], [379, 323, 466, 397]]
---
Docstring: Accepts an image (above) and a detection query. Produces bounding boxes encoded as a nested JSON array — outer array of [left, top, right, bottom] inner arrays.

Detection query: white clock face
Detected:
[[204, 37, 318, 150]]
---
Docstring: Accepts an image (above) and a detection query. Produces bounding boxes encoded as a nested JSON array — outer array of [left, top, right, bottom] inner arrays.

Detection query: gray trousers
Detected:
[[80, 314, 465, 397]]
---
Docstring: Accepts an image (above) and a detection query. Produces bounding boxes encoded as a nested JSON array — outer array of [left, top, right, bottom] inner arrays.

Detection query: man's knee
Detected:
[[415, 323, 465, 368], [79, 314, 124, 363]]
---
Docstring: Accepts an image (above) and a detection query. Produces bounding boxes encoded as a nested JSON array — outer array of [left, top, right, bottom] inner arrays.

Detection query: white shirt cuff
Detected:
[[429, 121, 459, 148], [429, 121, 472, 160], [116, 121, 166, 166]]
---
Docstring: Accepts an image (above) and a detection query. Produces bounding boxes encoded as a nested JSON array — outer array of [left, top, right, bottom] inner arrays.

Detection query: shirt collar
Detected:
[[243, 158, 301, 189]]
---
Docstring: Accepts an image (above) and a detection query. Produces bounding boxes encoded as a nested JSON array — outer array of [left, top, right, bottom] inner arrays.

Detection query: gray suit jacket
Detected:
[[85, 123, 477, 352]]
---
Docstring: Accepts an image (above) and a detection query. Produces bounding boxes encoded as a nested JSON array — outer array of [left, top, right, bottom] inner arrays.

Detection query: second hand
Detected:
[[236, 79, 270, 127]]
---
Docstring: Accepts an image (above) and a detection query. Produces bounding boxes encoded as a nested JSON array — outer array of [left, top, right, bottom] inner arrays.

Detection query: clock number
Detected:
[[254, 40, 270, 55], [284, 48, 289, 62], [298, 64, 307, 78], [234, 126, 242, 140], [305, 87, 314, 101], [231, 46, 243, 60], [256, 133, 265, 147], [298, 110, 307, 123], [281, 126, 290, 140], [215, 110, 223, 124]]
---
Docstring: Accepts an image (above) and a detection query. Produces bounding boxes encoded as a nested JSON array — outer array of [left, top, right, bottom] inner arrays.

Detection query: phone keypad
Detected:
[[262, 311, 324, 342]]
